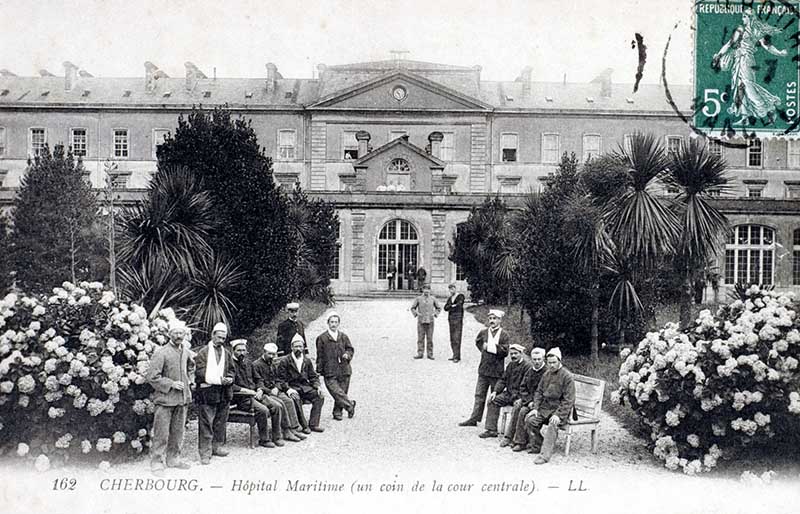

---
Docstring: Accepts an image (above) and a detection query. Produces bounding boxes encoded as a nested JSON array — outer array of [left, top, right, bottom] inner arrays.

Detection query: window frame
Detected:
[[70, 127, 88, 158], [746, 138, 763, 168], [794, 229, 800, 285], [440, 131, 455, 162], [342, 130, 358, 160], [500, 132, 518, 163], [541, 132, 561, 164], [582, 133, 602, 162], [29, 127, 47, 157], [707, 138, 723, 158], [112, 128, 129, 159], [331, 221, 341, 280], [789, 140, 800, 169], [151, 128, 170, 160], [666, 135, 683, 155], [724, 225, 775, 285], [276, 128, 297, 161]]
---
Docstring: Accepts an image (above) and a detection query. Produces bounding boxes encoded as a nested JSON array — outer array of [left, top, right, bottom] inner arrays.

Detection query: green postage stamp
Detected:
[[694, 0, 800, 137]]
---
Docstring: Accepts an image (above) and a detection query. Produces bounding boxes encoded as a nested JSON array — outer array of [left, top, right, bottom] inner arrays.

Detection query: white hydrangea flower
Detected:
[[16, 442, 29, 456]]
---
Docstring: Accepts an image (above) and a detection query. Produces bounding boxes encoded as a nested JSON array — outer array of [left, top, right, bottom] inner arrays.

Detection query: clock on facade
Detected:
[[391, 85, 407, 101]]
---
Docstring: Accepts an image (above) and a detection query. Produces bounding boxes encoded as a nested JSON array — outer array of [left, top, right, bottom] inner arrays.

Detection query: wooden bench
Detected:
[[227, 392, 258, 448], [560, 373, 605, 456]]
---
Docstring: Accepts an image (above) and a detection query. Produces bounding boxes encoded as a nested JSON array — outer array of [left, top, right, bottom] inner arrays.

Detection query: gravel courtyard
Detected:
[[2, 299, 798, 514]]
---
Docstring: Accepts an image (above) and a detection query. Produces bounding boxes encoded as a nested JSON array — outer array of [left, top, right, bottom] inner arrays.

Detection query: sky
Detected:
[[0, 0, 694, 85]]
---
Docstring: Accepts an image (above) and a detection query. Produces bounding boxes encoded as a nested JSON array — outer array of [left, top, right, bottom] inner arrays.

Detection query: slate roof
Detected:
[[0, 59, 692, 113]]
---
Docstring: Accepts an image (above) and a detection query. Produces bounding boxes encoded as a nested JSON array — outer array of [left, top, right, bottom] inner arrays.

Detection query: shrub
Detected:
[[0, 281, 184, 468], [615, 286, 800, 474]]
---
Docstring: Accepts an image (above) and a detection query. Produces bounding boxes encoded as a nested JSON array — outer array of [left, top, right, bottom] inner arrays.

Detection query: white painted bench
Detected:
[[560, 374, 605, 456]]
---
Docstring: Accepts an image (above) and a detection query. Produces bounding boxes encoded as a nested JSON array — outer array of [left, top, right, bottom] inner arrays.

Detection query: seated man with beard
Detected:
[[230, 339, 287, 448], [507, 347, 547, 451], [479, 343, 531, 439], [277, 334, 325, 433], [252, 342, 309, 438]]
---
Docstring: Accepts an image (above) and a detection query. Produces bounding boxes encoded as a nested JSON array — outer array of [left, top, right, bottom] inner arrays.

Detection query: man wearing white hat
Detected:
[[253, 343, 309, 437], [315, 311, 356, 420], [194, 322, 235, 465], [459, 309, 510, 427], [508, 347, 547, 451], [276, 302, 307, 357], [480, 343, 532, 439], [146, 320, 194, 475], [277, 334, 325, 432], [524, 347, 575, 464]]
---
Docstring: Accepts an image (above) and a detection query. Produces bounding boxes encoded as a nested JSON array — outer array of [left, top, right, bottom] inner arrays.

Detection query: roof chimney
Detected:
[[265, 63, 278, 94], [428, 131, 444, 159], [517, 66, 533, 97], [0, 69, 17, 77], [316, 63, 327, 81], [184, 61, 207, 90], [39, 69, 56, 77], [591, 68, 613, 98], [63, 61, 78, 91], [356, 131, 371, 158], [145, 61, 159, 92]]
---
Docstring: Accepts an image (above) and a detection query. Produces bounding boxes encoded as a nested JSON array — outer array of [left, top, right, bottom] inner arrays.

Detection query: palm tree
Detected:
[[665, 138, 730, 328]]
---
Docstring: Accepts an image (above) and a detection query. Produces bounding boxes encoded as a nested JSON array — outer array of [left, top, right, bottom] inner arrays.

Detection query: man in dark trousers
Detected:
[[276, 302, 306, 357], [278, 334, 325, 432], [416, 266, 427, 292], [406, 262, 416, 291], [194, 322, 235, 465], [443, 283, 465, 363], [387, 260, 397, 291], [524, 347, 575, 464], [480, 343, 532, 439], [252, 342, 309, 437], [410, 285, 441, 360], [230, 339, 289, 448], [459, 309, 510, 427], [315, 311, 356, 420], [508, 347, 547, 450]]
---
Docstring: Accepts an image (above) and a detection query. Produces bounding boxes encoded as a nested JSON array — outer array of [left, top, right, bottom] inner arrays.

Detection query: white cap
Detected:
[[230, 339, 248, 350], [291, 333, 305, 344], [326, 310, 340, 322], [547, 347, 562, 361], [509, 343, 526, 353], [531, 347, 546, 357], [286, 302, 300, 310], [212, 322, 228, 334], [168, 319, 187, 334], [488, 309, 505, 318], [263, 342, 278, 353]]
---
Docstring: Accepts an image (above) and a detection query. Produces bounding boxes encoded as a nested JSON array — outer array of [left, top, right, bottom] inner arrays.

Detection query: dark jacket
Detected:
[[444, 293, 465, 319], [475, 327, 510, 378], [276, 318, 306, 357], [252, 355, 287, 392], [194, 344, 235, 405], [416, 267, 427, 283], [532, 365, 576, 420], [315, 331, 354, 378], [519, 364, 546, 404], [493, 357, 531, 398], [277, 353, 321, 393], [231, 356, 260, 408]]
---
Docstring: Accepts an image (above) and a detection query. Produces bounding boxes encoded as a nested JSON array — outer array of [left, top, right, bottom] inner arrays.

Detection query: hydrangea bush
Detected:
[[0, 282, 184, 468], [615, 286, 800, 474]]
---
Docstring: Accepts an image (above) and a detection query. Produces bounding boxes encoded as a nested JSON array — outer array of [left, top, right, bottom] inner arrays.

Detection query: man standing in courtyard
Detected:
[[406, 261, 416, 291], [146, 320, 194, 475], [416, 265, 427, 292], [508, 347, 547, 450], [459, 309, 509, 427], [278, 335, 326, 432], [524, 347, 575, 464], [479, 343, 531, 439], [387, 260, 397, 291], [316, 311, 356, 420], [410, 284, 441, 360], [195, 322, 235, 465], [443, 283, 465, 363], [276, 302, 306, 357]]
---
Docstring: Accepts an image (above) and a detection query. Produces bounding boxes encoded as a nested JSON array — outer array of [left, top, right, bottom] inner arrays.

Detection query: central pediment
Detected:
[[308, 71, 491, 112]]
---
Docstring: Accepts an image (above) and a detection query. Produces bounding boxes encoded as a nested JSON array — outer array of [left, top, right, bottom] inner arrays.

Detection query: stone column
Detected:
[[350, 211, 366, 282]]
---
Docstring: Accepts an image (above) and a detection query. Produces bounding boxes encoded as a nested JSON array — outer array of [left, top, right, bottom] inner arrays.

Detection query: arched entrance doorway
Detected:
[[378, 219, 419, 289]]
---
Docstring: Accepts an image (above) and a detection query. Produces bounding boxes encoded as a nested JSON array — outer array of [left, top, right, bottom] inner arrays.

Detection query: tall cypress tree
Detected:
[[10, 144, 103, 293], [156, 108, 298, 334]]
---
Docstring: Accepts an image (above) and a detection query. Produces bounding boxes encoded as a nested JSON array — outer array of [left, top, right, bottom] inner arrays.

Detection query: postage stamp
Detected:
[[694, 0, 800, 137]]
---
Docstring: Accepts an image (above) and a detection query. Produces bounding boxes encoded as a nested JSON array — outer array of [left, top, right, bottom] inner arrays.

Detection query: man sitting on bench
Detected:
[[277, 335, 326, 433], [230, 339, 287, 448], [524, 347, 575, 464], [479, 343, 531, 439], [252, 342, 309, 438]]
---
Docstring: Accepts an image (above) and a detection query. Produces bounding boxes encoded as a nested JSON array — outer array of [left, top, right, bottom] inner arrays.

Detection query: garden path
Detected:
[[2, 299, 798, 514]]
